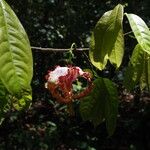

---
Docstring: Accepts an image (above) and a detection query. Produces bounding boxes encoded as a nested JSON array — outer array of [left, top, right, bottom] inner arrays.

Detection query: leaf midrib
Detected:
[[101, 5, 122, 56], [129, 15, 150, 48]]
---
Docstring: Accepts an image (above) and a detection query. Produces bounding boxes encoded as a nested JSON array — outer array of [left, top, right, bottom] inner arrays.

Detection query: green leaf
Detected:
[[124, 44, 144, 90], [80, 78, 119, 136], [0, 79, 32, 123], [0, 79, 9, 110], [0, 79, 10, 123], [103, 79, 118, 136], [109, 28, 124, 68], [90, 4, 124, 70], [124, 44, 150, 91], [0, 80, 7, 102], [140, 54, 150, 91], [126, 13, 150, 54], [0, 0, 33, 94]]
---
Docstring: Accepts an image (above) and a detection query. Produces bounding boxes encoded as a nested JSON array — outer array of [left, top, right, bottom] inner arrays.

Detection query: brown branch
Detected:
[[31, 46, 90, 52], [31, 26, 150, 52]]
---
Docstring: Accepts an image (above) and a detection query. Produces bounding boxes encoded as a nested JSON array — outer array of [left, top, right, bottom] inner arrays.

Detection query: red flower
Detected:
[[45, 66, 93, 103]]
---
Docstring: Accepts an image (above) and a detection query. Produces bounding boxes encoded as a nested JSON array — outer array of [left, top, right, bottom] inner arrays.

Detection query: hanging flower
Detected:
[[45, 66, 93, 103]]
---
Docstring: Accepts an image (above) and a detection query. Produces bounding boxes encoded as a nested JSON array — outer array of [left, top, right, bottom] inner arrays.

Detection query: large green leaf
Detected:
[[124, 44, 144, 90], [90, 4, 124, 70], [80, 78, 119, 136], [0, 0, 33, 94], [126, 13, 150, 54]]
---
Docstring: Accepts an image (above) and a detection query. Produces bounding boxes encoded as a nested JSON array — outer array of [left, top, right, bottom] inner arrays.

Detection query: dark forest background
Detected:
[[0, 0, 150, 149]]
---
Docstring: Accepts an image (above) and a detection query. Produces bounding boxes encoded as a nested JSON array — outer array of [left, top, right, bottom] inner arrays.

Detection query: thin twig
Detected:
[[124, 27, 150, 36], [31, 27, 150, 52], [31, 46, 90, 52], [124, 31, 133, 36]]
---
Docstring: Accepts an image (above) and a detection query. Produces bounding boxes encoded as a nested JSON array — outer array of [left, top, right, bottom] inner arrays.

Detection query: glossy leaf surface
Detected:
[[126, 13, 150, 55], [0, 0, 33, 94]]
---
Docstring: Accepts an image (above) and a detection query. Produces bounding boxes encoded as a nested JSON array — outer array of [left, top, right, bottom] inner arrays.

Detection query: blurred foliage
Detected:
[[0, 0, 149, 149]]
